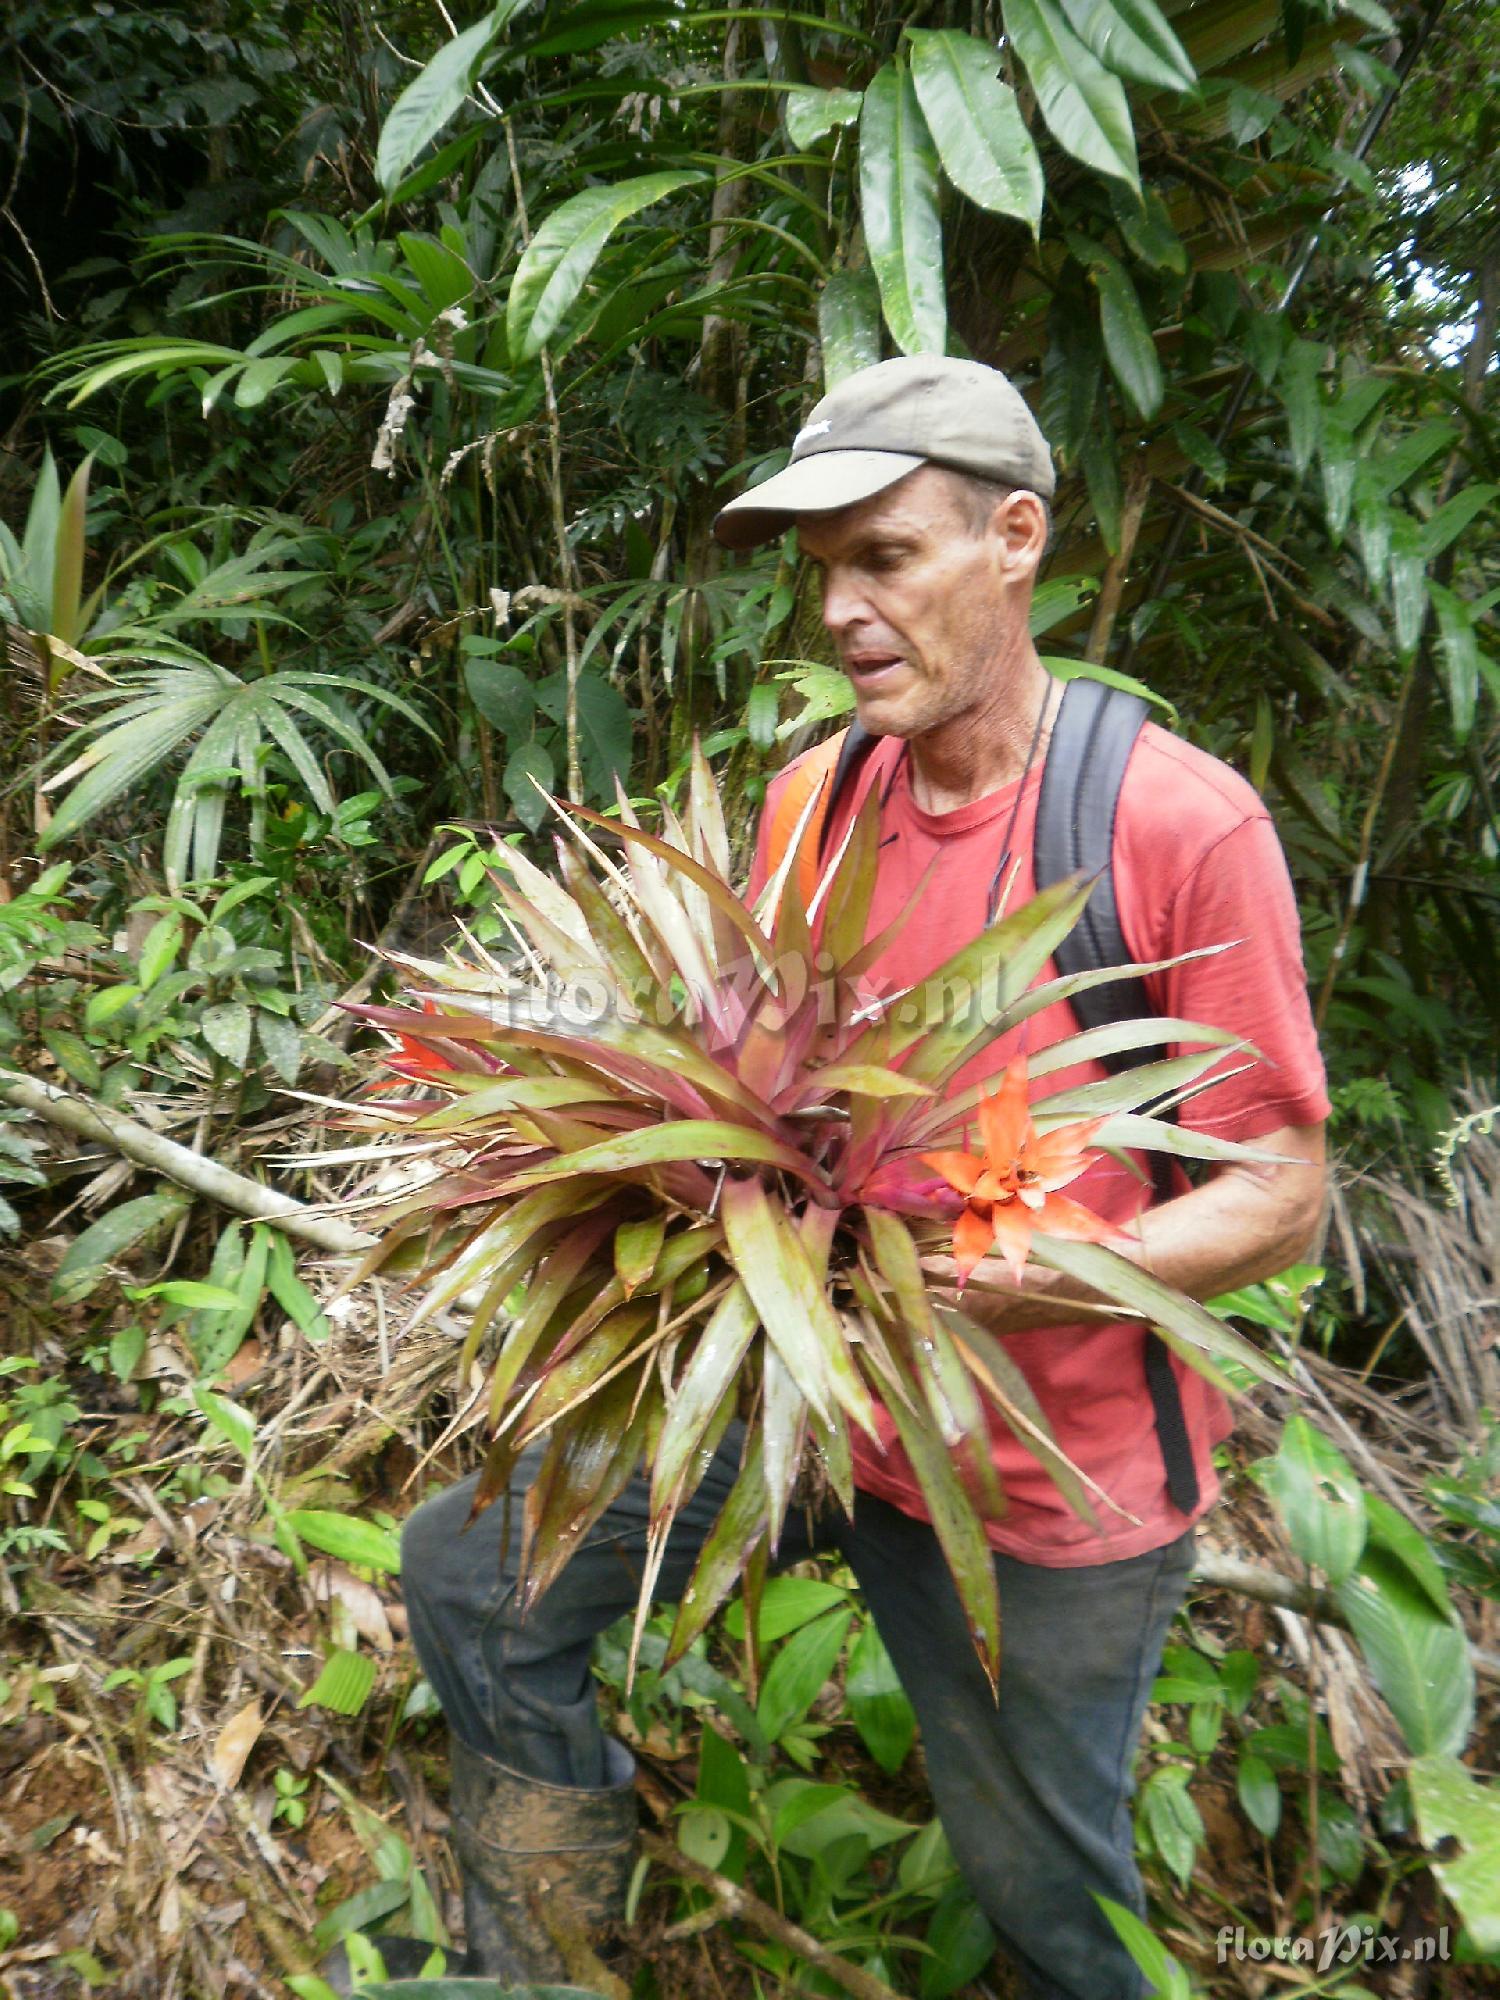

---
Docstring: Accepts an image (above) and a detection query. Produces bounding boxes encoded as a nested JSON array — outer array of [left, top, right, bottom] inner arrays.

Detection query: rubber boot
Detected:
[[451, 1733, 638, 1984], [317, 1735, 637, 1994]]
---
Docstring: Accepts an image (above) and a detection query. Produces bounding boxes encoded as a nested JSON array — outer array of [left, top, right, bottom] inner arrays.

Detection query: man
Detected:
[[374, 357, 1328, 1999]]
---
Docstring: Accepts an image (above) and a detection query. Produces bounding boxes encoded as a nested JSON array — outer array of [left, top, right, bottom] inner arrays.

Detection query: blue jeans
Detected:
[[401, 1430, 1192, 2000]]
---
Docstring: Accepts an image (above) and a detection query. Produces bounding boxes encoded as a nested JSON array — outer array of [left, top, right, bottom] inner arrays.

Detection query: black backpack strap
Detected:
[[1034, 677, 1201, 1517], [816, 720, 881, 860]]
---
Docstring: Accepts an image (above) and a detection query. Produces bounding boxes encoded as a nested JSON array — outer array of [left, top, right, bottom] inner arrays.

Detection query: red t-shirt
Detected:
[[748, 721, 1330, 1567]]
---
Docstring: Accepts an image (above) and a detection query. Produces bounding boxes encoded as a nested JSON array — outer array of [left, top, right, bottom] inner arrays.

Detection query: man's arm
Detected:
[[923, 1121, 1327, 1334]]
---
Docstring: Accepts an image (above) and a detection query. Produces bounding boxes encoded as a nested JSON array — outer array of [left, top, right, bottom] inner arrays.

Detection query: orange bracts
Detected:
[[922, 1055, 1118, 1286]]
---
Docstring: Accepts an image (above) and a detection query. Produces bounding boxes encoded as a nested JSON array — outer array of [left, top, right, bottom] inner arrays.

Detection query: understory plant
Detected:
[[351, 748, 1280, 1681]]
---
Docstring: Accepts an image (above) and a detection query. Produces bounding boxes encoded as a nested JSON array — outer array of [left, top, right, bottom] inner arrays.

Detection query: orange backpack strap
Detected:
[[766, 731, 848, 907]]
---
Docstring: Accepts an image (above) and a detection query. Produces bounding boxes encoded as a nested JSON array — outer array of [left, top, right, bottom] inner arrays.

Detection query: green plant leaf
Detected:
[[1252, 1416, 1366, 1584], [908, 30, 1044, 234], [465, 656, 536, 736], [784, 84, 863, 149], [375, 7, 527, 196], [1076, 243, 1162, 418], [504, 741, 555, 831], [1140, 1764, 1202, 1886], [847, 1616, 917, 1774], [51, 1191, 189, 1305], [297, 1647, 377, 1716], [508, 171, 700, 362], [287, 1511, 401, 1575], [818, 267, 883, 387], [1057, 0, 1196, 92], [1003, 0, 1139, 190], [1336, 1549, 1474, 1755], [1236, 1751, 1281, 1838], [1408, 1754, 1500, 1952], [757, 1606, 852, 1743], [860, 63, 947, 356], [201, 1000, 253, 1070]]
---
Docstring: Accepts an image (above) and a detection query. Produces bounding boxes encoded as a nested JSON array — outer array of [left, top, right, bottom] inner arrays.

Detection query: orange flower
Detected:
[[922, 1055, 1117, 1286], [386, 1000, 458, 1081]]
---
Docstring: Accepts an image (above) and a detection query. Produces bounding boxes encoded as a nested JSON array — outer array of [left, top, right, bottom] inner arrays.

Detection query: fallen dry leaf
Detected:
[[209, 1697, 263, 1789], [310, 1558, 394, 1652]]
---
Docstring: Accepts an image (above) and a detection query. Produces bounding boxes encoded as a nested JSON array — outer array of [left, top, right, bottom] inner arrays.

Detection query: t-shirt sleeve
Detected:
[[1138, 813, 1331, 1141]]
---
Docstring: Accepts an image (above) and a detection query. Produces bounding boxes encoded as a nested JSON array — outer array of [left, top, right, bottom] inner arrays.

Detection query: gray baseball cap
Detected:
[[712, 355, 1055, 551]]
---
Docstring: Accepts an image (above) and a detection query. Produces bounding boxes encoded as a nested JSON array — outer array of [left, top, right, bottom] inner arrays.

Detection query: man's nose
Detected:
[[818, 567, 868, 635]]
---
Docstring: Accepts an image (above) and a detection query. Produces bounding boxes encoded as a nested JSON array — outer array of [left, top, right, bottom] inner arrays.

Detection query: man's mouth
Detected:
[[845, 652, 905, 687]]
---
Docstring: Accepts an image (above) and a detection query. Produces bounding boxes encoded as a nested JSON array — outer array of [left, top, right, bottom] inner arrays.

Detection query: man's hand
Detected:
[[922, 1122, 1327, 1336]]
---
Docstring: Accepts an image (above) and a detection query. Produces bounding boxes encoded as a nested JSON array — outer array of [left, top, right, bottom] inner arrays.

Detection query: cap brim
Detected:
[[712, 449, 926, 550]]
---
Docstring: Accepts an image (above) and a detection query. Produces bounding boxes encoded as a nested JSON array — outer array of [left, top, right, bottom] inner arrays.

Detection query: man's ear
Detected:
[[993, 490, 1049, 581]]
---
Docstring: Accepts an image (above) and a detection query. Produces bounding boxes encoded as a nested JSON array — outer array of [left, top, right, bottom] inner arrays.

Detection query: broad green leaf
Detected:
[[1336, 1550, 1474, 1756], [908, 30, 1044, 235], [818, 267, 883, 387], [1252, 1416, 1366, 1583], [722, 1576, 850, 1646], [1003, 0, 1139, 190], [921, 1888, 997, 1999], [464, 655, 535, 736], [1428, 583, 1483, 745], [503, 741, 555, 831], [1076, 243, 1162, 418], [297, 1648, 377, 1716], [1057, 0, 1196, 92], [1408, 1754, 1500, 1952], [287, 1510, 402, 1575], [201, 1000, 254, 1070], [52, 1191, 189, 1305], [1236, 1752, 1281, 1838], [375, 6, 529, 196], [1140, 1765, 1202, 1886], [508, 171, 699, 362], [784, 84, 863, 149], [1418, 483, 1497, 562], [1362, 1492, 1455, 1622], [193, 1385, 255, 1460], [256, 1009, 304, 1086], [1278, 337, 1324, 477], [860, 63, 946, 356], [757, 1607, 852, 1743], [847, 1616, 917, 1774], [1097, 1900, 1192, 2000], [42, 1026, 101, 1090], [51, 454, 92, 651], [534, 671, 633, 801]]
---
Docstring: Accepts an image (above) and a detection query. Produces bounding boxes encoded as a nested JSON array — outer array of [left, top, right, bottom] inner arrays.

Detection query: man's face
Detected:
[[797, 465, 1040, 741]]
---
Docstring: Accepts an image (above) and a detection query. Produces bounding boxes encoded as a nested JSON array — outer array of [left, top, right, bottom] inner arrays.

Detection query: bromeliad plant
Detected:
[[352, 748, 1278, 1683]]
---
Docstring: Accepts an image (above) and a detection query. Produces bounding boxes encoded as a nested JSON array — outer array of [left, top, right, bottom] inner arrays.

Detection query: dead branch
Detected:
[[1, 1071, 374, 1257]]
